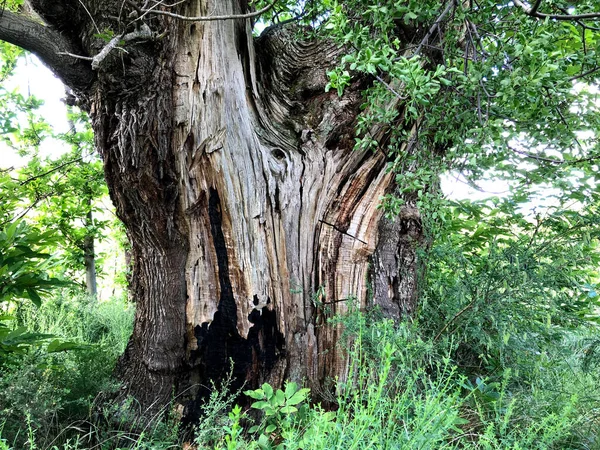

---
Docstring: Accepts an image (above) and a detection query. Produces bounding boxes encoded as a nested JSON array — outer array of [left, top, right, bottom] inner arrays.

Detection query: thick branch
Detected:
[[529, 0, 543, 16], [0, 10, 94, 93]]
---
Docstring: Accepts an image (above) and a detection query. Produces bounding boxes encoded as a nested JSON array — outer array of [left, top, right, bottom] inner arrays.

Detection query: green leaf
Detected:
[[286, 388, 310, 406], [262, 383, 274, 399], [251, 400, 270, 410], [26, 287, 42, 307], [279, 405, 298, 414], [46, 339, 88, 353], [274, 389, 285, 407], [284, 381, 298, 399], [245, 389, 265, 400], [257, 434, 270, 449]]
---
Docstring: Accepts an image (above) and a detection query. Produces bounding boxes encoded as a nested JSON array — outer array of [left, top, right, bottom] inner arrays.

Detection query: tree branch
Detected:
[[413, 0, 456, 56], [569, 65, 600, 81], [16, 156, 85, 186], [528, 0, 543, 16], [507, 144, 600, 166], [135, 0, 277, 22], [513, 0, 600, 21], [0, 9, 94, 93], [91, 23, 154, 70]]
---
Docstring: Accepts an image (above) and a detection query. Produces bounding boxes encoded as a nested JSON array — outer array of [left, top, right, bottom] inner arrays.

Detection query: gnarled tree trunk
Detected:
[[1, 0, 424, 419]]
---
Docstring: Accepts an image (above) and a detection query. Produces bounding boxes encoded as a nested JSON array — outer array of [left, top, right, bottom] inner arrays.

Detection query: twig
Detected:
[[548, 88, 584, 152], [513, 0, 600, 21], [507, 144, 600, 166], [413, 0, 456, 56], [126, 0, 187, 26], [92, 24, 153, 70], [434, 299, 476, 342], [78, 0, 101, 34], [18, 156, 85, 186], [147, 0, 188, 7], [507, 145, 562, 165], [57, 52, 94, 61], [318, 219, 368, 245], [375, 75, 407, 101], [137, 0, 278, 22]]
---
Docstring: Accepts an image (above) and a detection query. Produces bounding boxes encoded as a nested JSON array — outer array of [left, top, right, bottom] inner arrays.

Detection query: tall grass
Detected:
[[0, 291, 134, 449], [1, 295, 600, 449]]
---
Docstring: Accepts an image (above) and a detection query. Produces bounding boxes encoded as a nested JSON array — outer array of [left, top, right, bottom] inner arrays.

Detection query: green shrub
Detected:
[[0, 292, 134, 448]]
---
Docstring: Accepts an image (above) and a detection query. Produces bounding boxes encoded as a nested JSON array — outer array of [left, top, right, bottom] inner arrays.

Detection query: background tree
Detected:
[[13, 112, 109, 297], [1, 0, 599, 422], [0, 36, 111, 297]]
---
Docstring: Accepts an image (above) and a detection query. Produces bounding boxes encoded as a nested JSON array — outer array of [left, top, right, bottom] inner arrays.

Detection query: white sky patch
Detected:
[[441, 172, 511, 201], [1, 54, 69, 169]]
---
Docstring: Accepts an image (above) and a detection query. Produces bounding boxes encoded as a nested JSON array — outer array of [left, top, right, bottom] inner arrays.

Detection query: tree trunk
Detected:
[[96, 1, 425, 416], [83, 207, 97, 298], [5, 0, 425, 420]]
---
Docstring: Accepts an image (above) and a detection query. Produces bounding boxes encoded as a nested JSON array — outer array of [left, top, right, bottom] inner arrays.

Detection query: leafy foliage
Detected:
[[13, 112, 109, 281], [245, 381, 317, 449], [0, 293, 133, 448], [419, 198, 600, 374], [315, 0, 600, 226], [0, 221, 69, 360], [0, 221, 65, 307]]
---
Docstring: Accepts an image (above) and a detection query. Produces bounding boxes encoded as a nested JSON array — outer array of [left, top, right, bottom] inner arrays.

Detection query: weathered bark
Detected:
[[3, 0, 426, 420]]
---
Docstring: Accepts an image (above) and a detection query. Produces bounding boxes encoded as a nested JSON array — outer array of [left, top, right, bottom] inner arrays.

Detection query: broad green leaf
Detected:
[[286, 388, 310, 406]]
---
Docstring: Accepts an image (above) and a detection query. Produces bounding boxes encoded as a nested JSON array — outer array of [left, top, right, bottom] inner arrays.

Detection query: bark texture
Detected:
[[3, 0, 425, 419]]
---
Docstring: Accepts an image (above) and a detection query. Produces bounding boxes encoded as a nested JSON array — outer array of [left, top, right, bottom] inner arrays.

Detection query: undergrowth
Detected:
[[2, 306, 598, 449], [2, 203, 600, 448], [0, 292, 134, 449]]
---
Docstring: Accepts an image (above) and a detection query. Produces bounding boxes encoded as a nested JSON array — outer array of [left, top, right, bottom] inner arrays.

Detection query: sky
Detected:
[[1, 54, 69, 169]]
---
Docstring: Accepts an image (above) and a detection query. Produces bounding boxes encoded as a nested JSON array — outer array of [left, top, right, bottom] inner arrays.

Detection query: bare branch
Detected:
[[77, 0, 100, 34], [513, 0, 600, 21], [413, 0, 456, 56], [0, 9, 94, 93], [507, 144, 600, 166], [58, 52, 94, 61], [507, 145, 563, 165], [17, 156, 85, 186], [91, 23, 153, 70], [434, 299, 476, 342], [136, 0, 278, 22], [569, 66, 600, 81], [375, 75, 407, 101]]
